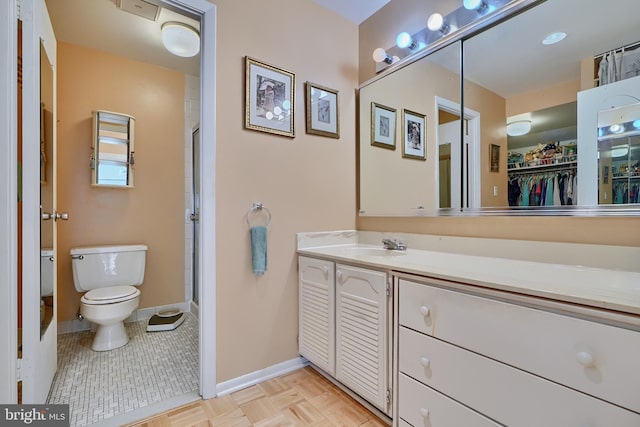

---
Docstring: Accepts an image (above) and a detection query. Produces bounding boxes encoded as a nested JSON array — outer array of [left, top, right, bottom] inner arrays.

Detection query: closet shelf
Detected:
[[613, 174, 640, 180], [508, 159, 577, 173]]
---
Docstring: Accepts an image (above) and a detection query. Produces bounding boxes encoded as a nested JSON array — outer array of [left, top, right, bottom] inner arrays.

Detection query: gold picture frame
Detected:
[[371, 102, 396, 149], [490, 143, 500, 172], [305, 82, 339, 138], [244, 56, 295, 137]]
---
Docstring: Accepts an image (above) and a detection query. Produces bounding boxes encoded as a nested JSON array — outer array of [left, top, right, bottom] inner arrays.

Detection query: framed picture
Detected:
[[402, 109, 426, 160], [490, 143, 500, 172], [305, 82, 339, 138], [245, 56, 295, 137], [371, 102, 396, 149]]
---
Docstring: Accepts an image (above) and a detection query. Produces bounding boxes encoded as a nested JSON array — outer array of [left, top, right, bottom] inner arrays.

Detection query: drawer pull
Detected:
[[322, 265, 329, 277], [336, 270, 343, 283], [420, 357, 431, 368], [576, 351, 595, 368], [420, 408, 430, 418], [419, 305, 431, 316]]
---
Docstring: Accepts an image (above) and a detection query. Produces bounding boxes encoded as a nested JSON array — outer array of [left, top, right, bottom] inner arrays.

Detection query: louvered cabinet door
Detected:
[[298, 256, 335, 376], [335, 264, 389, 412]]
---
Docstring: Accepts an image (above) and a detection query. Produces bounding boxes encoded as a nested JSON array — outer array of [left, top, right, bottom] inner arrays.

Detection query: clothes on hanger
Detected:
[[508, 169, 577, 207]]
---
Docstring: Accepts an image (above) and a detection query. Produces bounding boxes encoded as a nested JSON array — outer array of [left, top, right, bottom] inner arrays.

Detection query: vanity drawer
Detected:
[[398, 373, 501, 427], [399, 327, 640, 426], [398, 279, 640, 413]]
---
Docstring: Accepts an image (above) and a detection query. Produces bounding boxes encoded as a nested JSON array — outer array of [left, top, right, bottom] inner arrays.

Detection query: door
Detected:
[[335, 264, 389, 413], [439, 120, 461, 209], [20, 0, 58, 403], [191, 126, 200, 305]]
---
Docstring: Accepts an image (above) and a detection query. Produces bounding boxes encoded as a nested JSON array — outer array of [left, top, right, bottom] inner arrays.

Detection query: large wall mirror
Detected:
[[358, 0, 640, 216]]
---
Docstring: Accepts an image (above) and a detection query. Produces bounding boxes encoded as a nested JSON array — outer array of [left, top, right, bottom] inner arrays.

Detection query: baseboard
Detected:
[[57, 301, 193, 335], [216, 357, 309, 396]]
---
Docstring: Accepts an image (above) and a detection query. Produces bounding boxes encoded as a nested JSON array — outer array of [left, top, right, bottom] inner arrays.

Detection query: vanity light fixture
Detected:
[[161, 21, 200, 57], [396, 32, 418, 50], [542, 31, 567, 45], [372, 48, 399, 65], [463, 0, 487, 12], [506, 120, 532, 136], [427, 13, 450, 34]]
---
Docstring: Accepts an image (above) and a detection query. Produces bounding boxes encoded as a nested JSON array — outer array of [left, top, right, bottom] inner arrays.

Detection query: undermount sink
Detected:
[[343, 247, 407, 257]]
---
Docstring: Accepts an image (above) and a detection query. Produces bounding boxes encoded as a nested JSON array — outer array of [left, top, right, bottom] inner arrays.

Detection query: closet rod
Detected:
[[594, 40, 640, 59], [508, 166, 576, 176]]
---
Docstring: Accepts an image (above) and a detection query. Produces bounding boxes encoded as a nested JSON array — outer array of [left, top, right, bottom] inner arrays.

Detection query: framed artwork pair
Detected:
[[371, 102, 426, 160], [244, 57, 339, 139]]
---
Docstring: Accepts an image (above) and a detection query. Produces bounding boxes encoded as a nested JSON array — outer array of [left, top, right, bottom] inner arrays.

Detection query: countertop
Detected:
[[297, 242, 640, 317]]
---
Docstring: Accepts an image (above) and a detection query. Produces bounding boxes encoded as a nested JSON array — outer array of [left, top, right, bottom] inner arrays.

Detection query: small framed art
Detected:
[[371, 102, 396, 149], [245, 56, 295, 137], [490, 143, 500, 172], [305, 82, 339, 138], [402, 109, 426, 160]]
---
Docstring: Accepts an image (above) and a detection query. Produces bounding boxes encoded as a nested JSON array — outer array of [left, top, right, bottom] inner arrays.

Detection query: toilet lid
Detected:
[[82, 285, 139, 305]]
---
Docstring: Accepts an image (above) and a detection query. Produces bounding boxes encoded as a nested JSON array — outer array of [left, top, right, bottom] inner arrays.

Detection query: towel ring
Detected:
[[246, 202, 272, 228]]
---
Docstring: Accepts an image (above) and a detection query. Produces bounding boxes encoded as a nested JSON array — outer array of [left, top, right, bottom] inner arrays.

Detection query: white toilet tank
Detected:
[[70, 245, 148, 292], [41, 248, 54, 297]]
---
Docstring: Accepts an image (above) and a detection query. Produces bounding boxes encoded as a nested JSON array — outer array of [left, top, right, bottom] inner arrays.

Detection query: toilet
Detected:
[[70, 244, 148, 351], [40, 248, 54, 297]]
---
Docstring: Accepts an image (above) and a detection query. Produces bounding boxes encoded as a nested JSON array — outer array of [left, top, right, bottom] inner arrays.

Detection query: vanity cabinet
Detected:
[[298, 256, 392, 415], [396, 277, 640, 426]]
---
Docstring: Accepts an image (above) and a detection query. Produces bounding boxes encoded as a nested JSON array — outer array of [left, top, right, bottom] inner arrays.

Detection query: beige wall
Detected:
[[357, 2, 640, 246], [212, 0, 358, 382], [56, 42, 185, 322], [506, 79, 580, 117]]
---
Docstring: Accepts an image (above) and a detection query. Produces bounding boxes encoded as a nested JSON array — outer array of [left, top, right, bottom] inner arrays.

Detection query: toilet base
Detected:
[[91, 322, 129, 351]]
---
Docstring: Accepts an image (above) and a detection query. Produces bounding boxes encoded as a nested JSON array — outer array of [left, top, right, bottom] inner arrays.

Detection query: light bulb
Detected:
[[609, 124, 624, 134], [463, 0, 485, 10], [396, 32, 415, 49], [373, 48, 389, 63], [427, 13, 449, 33]]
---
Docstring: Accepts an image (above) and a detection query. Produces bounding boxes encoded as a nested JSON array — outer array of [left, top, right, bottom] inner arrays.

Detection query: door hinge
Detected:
[[16, 358, 22, 381], [386, 388, 392, 404]]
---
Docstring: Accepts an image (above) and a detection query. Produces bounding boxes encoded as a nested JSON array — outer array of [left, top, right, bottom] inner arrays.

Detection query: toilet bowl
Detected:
[[71, 244, 147, 351]]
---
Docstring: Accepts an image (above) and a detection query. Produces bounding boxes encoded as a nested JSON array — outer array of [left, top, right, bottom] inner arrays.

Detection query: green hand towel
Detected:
[[250, 226, 267, 276]]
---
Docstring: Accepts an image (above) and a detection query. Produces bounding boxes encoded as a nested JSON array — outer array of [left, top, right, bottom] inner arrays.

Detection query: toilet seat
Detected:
[[82, 285, 140, 305]]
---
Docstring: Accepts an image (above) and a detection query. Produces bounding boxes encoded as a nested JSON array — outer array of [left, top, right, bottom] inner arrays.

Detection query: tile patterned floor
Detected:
[[48, 313, 199, 427]]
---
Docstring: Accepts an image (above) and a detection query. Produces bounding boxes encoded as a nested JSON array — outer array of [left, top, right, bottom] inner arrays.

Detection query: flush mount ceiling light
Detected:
[[372, 48, 399, 64], [161, 21, 200, 57], [542, 31, 567, 45], [506, 120, 532, 136], [427, 13, 450, 34]]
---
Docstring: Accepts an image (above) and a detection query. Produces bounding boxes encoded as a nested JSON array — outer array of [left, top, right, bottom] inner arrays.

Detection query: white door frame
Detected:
[[0, 0, 218, 402], [435, 96, 481, 209], [0, 0, 18, 405]]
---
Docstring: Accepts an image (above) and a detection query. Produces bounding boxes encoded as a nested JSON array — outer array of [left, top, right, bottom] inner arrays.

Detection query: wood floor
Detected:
[[125, 366, 389, 427]]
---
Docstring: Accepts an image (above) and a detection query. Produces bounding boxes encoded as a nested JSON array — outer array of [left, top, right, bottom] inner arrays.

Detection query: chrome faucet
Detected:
[[382, 238, 407, 251]]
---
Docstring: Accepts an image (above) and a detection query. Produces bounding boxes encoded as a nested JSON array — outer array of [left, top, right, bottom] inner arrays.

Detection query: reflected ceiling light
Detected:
[[161, 22, 200, 57], [609, 123, 624, 134], [542, 31, 567, 45], [463, 0, 487, 11], [396, 32, 418, 50], [611, 146, 629, 157], [372, 48, 399, 64], [506, 120, 532, 136], [427, 13, 450, 34]]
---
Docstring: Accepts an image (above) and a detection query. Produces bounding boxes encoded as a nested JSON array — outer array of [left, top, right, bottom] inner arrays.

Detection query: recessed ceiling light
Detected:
[[542, 32, 567, 45]]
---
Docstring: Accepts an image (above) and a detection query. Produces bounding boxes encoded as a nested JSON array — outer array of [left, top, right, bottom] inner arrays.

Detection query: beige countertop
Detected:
[[297, 232, 640, 317]]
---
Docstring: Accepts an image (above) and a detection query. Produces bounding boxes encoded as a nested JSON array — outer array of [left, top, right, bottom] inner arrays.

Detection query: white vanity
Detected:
[[297, 231, 640, 426]]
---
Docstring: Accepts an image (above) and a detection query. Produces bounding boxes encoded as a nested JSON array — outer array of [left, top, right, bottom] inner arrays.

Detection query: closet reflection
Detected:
[[40, 41, 54, 337]]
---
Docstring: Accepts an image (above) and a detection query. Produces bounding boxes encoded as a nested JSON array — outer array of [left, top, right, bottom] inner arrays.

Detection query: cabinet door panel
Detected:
[[336, 264, 388, 412], [299, 256, 335, 375]]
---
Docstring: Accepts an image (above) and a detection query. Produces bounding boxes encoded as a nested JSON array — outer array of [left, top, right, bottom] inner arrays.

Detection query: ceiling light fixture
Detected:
[[427, 13, 450, 34], [372, 48, 399, 65], [542, 31, 567, 45], [161, 21, 200, 57], [506, 120, 532, 136]]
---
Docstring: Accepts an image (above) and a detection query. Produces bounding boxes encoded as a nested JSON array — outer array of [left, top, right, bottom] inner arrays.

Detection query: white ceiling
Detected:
[[312, 0, 390, 24]]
